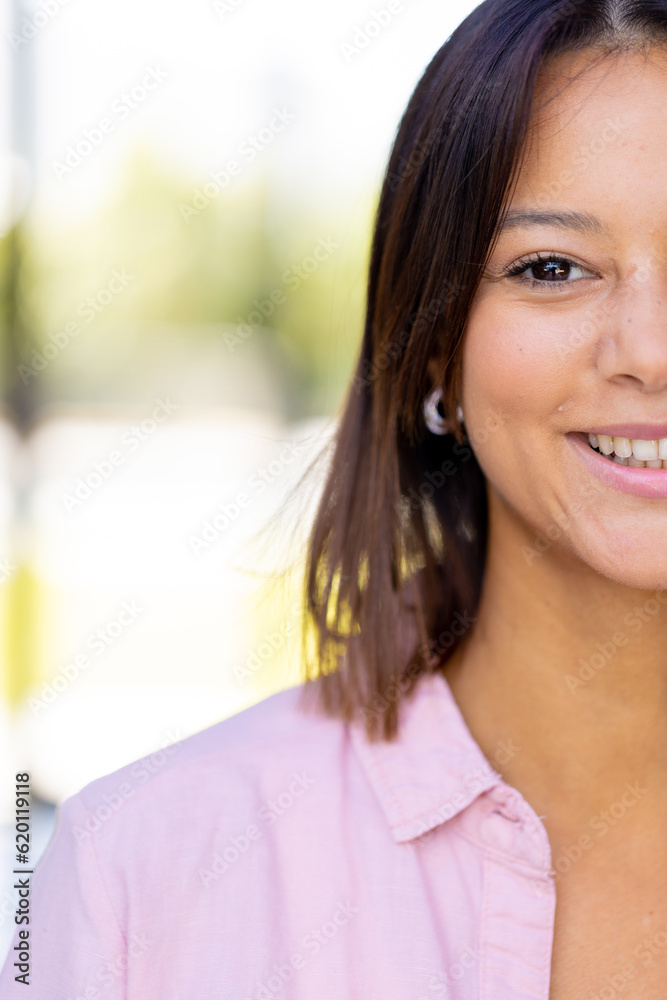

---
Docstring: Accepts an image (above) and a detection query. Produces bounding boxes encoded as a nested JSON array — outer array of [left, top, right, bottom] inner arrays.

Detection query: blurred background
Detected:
[[0, 0, 478, 957]]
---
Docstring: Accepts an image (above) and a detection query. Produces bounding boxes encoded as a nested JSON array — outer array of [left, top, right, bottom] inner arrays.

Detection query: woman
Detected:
[[4, 0, 667, 996]]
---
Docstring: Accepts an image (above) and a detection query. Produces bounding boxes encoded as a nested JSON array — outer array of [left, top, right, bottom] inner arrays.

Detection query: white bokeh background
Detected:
[[0, 0, 481, 962]]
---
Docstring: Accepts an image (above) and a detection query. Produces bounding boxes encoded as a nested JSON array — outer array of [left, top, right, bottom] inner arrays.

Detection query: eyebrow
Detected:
[[495, 210, 607, 236]]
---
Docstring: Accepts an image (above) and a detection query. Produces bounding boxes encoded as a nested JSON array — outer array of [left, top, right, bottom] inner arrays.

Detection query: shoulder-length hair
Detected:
[[295, 0, 667, 741]]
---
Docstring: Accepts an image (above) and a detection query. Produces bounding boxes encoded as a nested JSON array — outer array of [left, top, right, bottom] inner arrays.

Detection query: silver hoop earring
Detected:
[[423, 387, 463, 435]]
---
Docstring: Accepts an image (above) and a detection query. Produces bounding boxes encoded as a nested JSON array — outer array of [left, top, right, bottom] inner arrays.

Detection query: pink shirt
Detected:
[[0, 671, 559, 998]]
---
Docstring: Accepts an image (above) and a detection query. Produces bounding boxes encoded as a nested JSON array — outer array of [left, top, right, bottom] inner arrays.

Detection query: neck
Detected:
[[442, 487, 667, 832]]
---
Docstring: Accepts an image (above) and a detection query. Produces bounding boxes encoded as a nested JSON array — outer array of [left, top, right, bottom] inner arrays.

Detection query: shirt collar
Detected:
[[349, 670, 503, 843]]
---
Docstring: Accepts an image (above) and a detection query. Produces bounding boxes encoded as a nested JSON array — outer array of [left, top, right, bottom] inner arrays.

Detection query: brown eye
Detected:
[[530, 259, 572, 281], [504, 254, 594, 288]]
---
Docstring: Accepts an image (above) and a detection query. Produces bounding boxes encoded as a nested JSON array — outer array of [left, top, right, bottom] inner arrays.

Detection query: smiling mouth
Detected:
[[585, 433, 667, 468]]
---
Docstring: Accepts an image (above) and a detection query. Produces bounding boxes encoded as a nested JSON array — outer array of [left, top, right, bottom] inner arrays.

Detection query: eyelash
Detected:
[[502, 252, 595, 291]]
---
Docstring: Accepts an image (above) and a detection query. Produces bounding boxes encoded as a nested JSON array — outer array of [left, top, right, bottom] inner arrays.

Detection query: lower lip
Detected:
[[567, 433, 667, 498]]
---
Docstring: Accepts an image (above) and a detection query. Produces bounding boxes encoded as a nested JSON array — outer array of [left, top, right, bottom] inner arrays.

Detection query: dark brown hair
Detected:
[[294, 0, 667, 740]]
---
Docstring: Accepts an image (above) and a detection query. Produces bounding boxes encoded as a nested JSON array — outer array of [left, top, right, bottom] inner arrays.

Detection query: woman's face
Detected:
[[460, 45, 667, 589]]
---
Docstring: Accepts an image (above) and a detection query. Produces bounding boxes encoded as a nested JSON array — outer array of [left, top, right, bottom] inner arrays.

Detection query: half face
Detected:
[[459, 45, 667, 589]]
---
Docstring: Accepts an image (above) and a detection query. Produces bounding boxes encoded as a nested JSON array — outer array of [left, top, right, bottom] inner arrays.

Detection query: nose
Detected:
[[595, 262, 667, 394]]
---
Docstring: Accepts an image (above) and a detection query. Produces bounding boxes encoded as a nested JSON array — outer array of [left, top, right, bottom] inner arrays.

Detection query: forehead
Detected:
[[531, 43, 667, 131], [499, 46, 667, 237], [524, 44, 667, 170]]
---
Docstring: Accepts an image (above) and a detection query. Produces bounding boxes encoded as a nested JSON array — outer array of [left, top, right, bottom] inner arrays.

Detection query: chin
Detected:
[[575, 529, 667, 593]]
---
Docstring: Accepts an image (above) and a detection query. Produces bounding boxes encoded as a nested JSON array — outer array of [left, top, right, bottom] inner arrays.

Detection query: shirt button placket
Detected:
[[479, 792, 556, 999]]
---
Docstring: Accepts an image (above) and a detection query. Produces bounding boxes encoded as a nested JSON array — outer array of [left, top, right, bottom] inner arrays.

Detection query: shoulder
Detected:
[[66, 680, 345, 849]]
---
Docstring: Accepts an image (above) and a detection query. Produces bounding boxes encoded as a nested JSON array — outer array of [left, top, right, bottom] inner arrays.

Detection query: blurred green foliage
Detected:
[[10, 144, 377, 421]]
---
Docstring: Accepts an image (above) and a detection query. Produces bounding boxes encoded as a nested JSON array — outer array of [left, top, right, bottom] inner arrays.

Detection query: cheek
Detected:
[[462, 305, 568, 417], [458, 301, 580, 483]]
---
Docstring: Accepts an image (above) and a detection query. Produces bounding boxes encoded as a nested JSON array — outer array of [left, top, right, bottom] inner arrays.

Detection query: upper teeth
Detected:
[[588, 433, 667, 461]]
